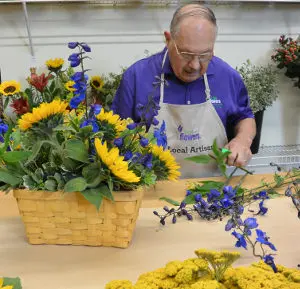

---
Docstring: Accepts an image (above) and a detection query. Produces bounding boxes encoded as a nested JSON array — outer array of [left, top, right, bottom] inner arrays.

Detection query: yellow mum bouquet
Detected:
[[105, 248, 300, 289], [0, 42, 180, 210]]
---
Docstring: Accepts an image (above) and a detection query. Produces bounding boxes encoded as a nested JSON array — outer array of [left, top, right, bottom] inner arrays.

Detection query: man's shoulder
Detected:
[[124, 49, 164, 78], [211, 56, 242, 81]]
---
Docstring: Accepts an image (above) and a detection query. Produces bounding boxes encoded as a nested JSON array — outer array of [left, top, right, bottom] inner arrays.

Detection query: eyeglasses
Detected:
[[173, 40, 213, 63]]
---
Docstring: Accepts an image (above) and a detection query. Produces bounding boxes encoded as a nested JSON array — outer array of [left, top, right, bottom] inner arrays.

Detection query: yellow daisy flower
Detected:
[[96, 109, 126, 133], [94, 138, 140, 183], [0, 80, 21, 96], [0, 278, 13, 289], [45, 58, 64, 71], [90, 76, 104, 91], [151, 145, 181, 181], [65, 80, 76, 92], [18, 99, 68, 131]]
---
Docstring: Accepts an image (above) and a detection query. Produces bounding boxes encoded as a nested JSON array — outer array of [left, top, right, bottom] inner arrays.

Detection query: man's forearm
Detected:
[[234, 118, 256, 147]]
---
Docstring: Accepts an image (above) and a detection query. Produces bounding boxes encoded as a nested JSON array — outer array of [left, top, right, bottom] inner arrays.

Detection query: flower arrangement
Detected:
[[153, 144, 300, 272], [0, 42, 180, 210], [271, 34, 300, 88], [105, 248, 300, 289], [237, 60, 279, 114]]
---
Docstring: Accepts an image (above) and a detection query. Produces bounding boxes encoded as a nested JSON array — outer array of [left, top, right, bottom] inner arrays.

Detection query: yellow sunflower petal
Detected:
[[18, 99, 68, 131]]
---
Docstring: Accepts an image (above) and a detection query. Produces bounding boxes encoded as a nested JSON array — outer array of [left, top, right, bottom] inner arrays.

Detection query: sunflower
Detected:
[[18, 99, 68, 131], [45, 58, 64, 72], [94, 138, 140, 183], [151, 145, 181, 181], [0, 80, 21, 96], [96, 109, 126, 133], [0, 278, 13, 289], [65, 80, 76, 92], [90, 76, 104, 91]]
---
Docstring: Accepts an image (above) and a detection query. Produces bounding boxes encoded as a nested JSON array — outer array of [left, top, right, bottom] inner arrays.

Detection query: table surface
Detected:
[[0, 173, 299, 289]]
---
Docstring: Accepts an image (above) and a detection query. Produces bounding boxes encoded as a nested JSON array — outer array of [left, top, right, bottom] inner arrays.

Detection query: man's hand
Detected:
[[225, 118, 256, 167], [225, 137, 252, 167]]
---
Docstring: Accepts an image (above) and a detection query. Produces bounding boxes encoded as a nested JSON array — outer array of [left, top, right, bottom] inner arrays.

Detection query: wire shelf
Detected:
[[247, 144, 300, 169]]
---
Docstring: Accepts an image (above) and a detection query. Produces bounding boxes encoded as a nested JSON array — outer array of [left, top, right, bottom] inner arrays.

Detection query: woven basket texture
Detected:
[[13, 189, 144, 248]]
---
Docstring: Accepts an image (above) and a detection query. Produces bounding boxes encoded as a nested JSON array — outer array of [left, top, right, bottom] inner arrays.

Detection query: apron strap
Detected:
[[203, 73, 211, 101]]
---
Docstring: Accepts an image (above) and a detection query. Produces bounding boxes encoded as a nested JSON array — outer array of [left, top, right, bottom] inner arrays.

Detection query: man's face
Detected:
[[165, 18, 216, 83]]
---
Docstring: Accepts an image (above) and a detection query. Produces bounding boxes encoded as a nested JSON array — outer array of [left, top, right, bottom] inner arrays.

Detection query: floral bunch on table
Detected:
[[153, 142, 300, 272], [105, 248, 300, 289], [0, 42, 180, 209], [271, 34, 300, 88]]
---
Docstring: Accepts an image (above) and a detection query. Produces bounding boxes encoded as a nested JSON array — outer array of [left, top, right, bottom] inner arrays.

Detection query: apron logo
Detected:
[[210, 96, 223, 107], [177, 125, 200, 141]]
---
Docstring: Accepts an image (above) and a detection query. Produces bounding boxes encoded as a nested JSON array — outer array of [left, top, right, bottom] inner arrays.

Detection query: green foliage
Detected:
[[237, 60, 279, 113]]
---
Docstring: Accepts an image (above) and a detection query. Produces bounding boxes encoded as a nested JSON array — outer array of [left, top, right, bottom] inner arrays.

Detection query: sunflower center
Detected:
[[92, 80, 101, 88], [4, 86, 16, 94]]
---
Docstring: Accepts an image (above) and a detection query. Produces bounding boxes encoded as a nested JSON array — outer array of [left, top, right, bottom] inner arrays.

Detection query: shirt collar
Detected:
[[160, 46, 215, 76]]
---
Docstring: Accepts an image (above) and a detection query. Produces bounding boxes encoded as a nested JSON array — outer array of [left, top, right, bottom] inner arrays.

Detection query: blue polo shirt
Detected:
[[111, 47, 254, 135]]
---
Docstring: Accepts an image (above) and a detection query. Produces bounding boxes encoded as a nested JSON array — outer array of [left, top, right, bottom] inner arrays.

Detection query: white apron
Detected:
[[156, 50, 228, 178]]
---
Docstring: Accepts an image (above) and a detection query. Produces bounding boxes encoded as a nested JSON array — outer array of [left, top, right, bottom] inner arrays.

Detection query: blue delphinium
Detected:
[[67, 42, 91, 110], [80, 104, 101, 133], [153, 186, 278, 272], [153, 120, 167, 149], [0, 119, 8, 143]]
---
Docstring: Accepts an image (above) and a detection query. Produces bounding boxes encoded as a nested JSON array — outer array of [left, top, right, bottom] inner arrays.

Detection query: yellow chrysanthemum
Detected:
[[151, 145, 181, 181], [96, 109, 126, 133], [45, 58, 64, 71], [90, 76, 104, 91], [0, 278, 13, 289], [94, 138, 140, 183], [0, 80, 21, 96], [65, 80, 76, 92], [18, 99, 68, 131]]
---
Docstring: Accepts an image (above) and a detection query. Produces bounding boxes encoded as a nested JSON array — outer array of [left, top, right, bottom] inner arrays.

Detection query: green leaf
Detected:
[[3, 96, 10, 110], [44, 179, 57, 191], [81, 188, 103, 210], [3, 277, 22, 289], [22, 175, 36, 189], [25, 140, 55, 165], [212, 139, 221, 158], [34, 168, 44, 181], [274, 173, 284, 186], [159, 197, 180, 206], [143, 171, 157, 186], [185, 155, 211, 164], [64, 139, 89, 163], [2, 151, 32, 163], [184, 193, 197, 204], [64, 177, 87, 192], [193, 181, 224, 193], [107, 177, 113, 193], [82, 163, 104, 188], [0, 168, 21, 186], [219, 163, 227, 177], [99, 184, 114, 201], [268, 190, 281, 199]]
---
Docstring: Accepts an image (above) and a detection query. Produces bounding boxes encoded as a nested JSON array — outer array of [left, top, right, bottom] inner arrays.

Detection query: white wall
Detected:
[[0, 2, 299, 146]]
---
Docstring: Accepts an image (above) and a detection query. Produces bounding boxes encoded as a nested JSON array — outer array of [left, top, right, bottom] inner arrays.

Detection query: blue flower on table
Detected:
[[256, 229, 277, 251], [232, 230, 247, 249]]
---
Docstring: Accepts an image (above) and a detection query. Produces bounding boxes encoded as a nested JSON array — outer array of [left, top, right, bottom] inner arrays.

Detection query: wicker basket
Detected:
[[13, 188, 144, 248]]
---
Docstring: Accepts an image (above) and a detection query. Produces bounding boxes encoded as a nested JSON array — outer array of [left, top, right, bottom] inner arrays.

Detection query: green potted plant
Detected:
[[237, 60, 279, 154]]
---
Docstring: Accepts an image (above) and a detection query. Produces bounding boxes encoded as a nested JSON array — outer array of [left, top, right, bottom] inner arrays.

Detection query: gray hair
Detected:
[[170, 4, 218, 38]]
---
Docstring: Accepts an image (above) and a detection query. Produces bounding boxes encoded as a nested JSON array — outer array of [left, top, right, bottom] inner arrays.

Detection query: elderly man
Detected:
[[111, 4, 256, 178]]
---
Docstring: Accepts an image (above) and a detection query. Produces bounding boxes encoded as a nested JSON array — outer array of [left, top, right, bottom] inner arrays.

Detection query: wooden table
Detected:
[[0, 173, 299, 289]]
